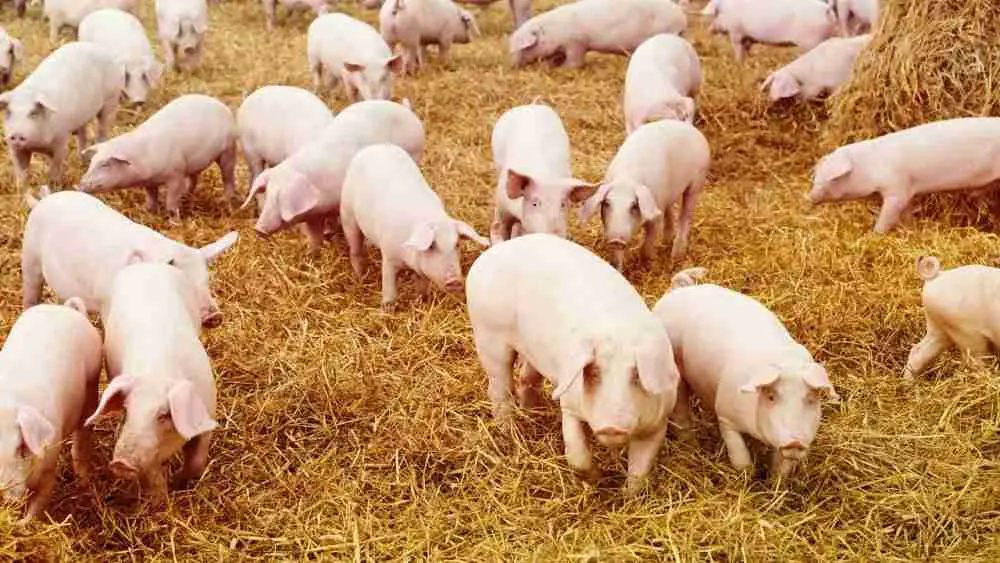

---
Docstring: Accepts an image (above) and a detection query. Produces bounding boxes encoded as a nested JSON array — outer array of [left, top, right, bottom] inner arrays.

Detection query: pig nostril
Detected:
[[594, 427, 629, 437], [109, 459, 138, 478]]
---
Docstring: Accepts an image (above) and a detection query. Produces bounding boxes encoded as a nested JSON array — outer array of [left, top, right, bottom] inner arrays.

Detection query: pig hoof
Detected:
[[624, 475, 649, 497], [574, 466, 602, 483], [380, 301, 397, 313]]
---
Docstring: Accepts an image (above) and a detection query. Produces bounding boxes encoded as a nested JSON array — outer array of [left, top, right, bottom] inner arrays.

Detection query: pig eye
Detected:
[[630, 202, 640, 214], [762, 388, 777, 403], [157, 409, 172, 423], [582, 364, 599, 386], [530, 198, 540, 208]]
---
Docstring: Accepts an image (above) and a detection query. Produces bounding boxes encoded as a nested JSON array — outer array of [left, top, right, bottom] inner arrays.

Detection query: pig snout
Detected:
[[593, 426, 630, 447], [606, 238, 628, 249], [443, 277, 464, 293], [6, 132, 28, 149], [202, 309, 222, 328], [109, 458, 139, 479]]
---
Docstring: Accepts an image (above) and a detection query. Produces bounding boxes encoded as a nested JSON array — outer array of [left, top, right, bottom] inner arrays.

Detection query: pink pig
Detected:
[[79, 94, 238, 218], [86, 262, 218, 500], [705, 0, 836, 62], [0, 298, 102, 521], [808, 117, 1000, 233], [380, 0, 479, 74], [340, 144, 489, 310], [262, 0, 330, 31], [762, 35, 870, 103], [623, 33, 701, 135]]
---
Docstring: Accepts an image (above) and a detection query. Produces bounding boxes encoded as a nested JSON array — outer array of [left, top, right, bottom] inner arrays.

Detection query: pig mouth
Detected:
[[443, 279, 464, 293], [254, 227, 273, 238], [779, 445, 809, 461]]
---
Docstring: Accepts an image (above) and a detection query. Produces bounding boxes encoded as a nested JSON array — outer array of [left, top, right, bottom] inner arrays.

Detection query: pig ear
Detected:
[[634, 184, 663, 223], [761, 72, 775, 91], [803, 364, 840, 403], [454, 220, 490, 247], [567, 181, 599, 204], [739, 371, 780, 394], [635, 338, 679, 395], [815, 150, 853, 184], [577, 183, 612, 223], [85, 375, 135, 426], [512, 29, 538, 52], [240, 171, 269, 211], [30, 97, 55, 117], [772, 73, 801, 100], [81, 143, 102, 162], [385, 54, 404, 74], [278, 176, 320, 222], [168, 380, 217, 441], [404, 222, 436, 252], [16, 406, 56, 457], [461, 10, 480, 36], [552, 346, 594, 400], [681, 98, 696, 123], [199, 231, 239, 263], [124, 248, 155, 266], [344, 61, 366, 73], [505, 168, 535, 199]]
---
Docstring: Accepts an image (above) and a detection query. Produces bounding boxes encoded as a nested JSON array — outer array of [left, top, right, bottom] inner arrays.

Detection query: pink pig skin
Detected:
[[452, 0, 531, 28], [340, 144, 489, 310], [0, 299, 102, 522], [155, 0, 208, 72], [44, 0, 138, 42], [262, 0, 330, 31], [808, 117, 1000, 233], [623, 33, 701, 135], [834, 0, 878, 36], [307, 13, 403, 101], [22, 191, 238, 327], [79, 9, 165, 106], [380, 0, 479, 74], [706, 0, 835, 63], [79, 94, 238, 218], [762, 35, 870, 103], [241, 100, 425, 257], [85, 263, 217, 501], [0, 28, 25, 88]]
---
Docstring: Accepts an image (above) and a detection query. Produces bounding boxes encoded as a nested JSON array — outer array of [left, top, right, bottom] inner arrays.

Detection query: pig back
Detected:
[[18, 43, 121, 132]]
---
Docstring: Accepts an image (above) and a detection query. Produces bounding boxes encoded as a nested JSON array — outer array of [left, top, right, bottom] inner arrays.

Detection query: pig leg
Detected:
[[311, 61, 325, 94], [561, 412, 599, 480], [173, 433, 211, 489], [401, 45, 419, 75], [672, 183, 702, 262], [639, 217, 662, 266], [437, 39, 452, 65], [562, 43, 587, 69], [343, 215, 368, 276], [670, 380, 696, 444], [21, 249, 43, 309], [10, 147, 30, 192], [164, 176, 188, 220], [489, 210, 515, 245], [903, 319, 950, 380], [263, 0, 276, 30], [23, 460, 57, 522], [96, 97, 119, 143], [300, 218, 326, 257], [144, 186, 161, 212], [729, 31, 747, 63], [72, 381, 100, 482], [217, 142, 238, 206], [46, 138, 69, 189], [625, 423, 668, 496], [413, 275, 431, 299], [476, 333, 516, 421], [951, 331, 991, 365], [515, 362, 543, 410], [380, 259, 402, 310], [162, 40, 177, 71], [719, 421, 753, 472], [139, 466, 169, 502], [74, 127, 88, 156], [873, 195, 911, 234]]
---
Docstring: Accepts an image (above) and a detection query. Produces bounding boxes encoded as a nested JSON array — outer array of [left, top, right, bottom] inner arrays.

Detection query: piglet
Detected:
[[834, 0, 878, 36], [22, 190, 238, 326], [579, 119, 710, 272], [510, 0, 686, 69], [904, 257, 1000, 379], [79, 9, 165, 106], [808, 117, 1000, 233], [262, 0, 330, 30], [0, 27, 24, 88], [0, 298, 102, 521], [308, 13, 403, 101], [623, 33, 701, 135], [490, 104, 595, 243], [341, 144, 489, 309], [155, 0, 208, 72], [467, 233, 679, 493], [79, 94, 238, 217], [380, 0, 479, 74], [762, 35, 869, 103], [86, 262, 217, 500], [706, 0, 835, 62], [44, 0, 138, 42], [241, 99, 425, 256], [236, 85, 335, 212], [653, 268, 839, 478], [0, 42, 122, 193]]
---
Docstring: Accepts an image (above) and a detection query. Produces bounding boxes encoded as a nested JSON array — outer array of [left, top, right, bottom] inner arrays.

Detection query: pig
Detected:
[[85, 262, 217, 500], [78, 94, 239, 217], [623, 33, 701, 135], [240, 100, 425, 256], [262, 0, 330, 31], [155, 0, 208, 72], [307, 13, 404, 101], [0, 298, 102, 521], [509, 0, 686, 69], [762, 34, 870, 103], [466, 233, 680, 493], [379, 0, 479, 74], [489, 104, 596, 243], [340, 144, 490, 309], [0, 27, 24, 88], [0, 42, 123, 193], [578, 120, 710, 272], [451, 0, 532, 29], [807, 117, 1000, 233], [652, 268, 839, 478], [834, 0, 878, 37], [706, 0, 836, 62], [79, 9, 165, 106], [904, 257, 1000, 380], [44, 0, 138, 42], [236, 85, 335, 213], [22, 190, 239, 327], [12, 0, 27, 17]]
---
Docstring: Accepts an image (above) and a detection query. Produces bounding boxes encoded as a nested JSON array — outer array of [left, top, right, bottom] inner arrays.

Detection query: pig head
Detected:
[[0, 90, 57, 152], [401, 219, 489, 293], [121, 57, 164, 105], [506, 168, 596, 237], [807, 147, 873, 203], [509, 22, 558, 67], [579, 180, 662, 256], [79, 140, 146, 192], [241, 168, 324, 236], [0, 405, 55, 501], [342, 55, 403, 101]]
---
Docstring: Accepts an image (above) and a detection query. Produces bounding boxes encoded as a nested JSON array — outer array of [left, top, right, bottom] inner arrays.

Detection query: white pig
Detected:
[[578, 120, 710, 272], [22, 190, 239, 326], [0, 27, 24, 88], [0, 298, 102, 521], [44, 0, 138, 42], [450, 0, 532, 29], [79, 9, 165, 105], [807, 117, 1000, 233], [155, 0, 208, 72], [706, 0, 835, 62], [466, 233, 679, 493], [379, 0, 479, 74], [12, 0, 27, 18], [79, 94, 239, 217], [834, 0, 878, 37], [0, 42, 122, 192], [623, 33, 701, 135], [509, 0, 686, 69], [489, 104, 595, 243], [653, 269, 839, 478], [762, 35, 869, 103], [341, 144, 489, 309], [241, 100, 425, 256], [85, 262, 217, 500], [307, 13, 403, 101], [236, 85, 335, 211], [262, 0, 330, 30], [904, 257, 1000, 379]]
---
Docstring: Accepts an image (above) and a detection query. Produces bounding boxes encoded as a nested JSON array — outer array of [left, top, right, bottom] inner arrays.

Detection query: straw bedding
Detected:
[[1, 0, 999, 560]]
